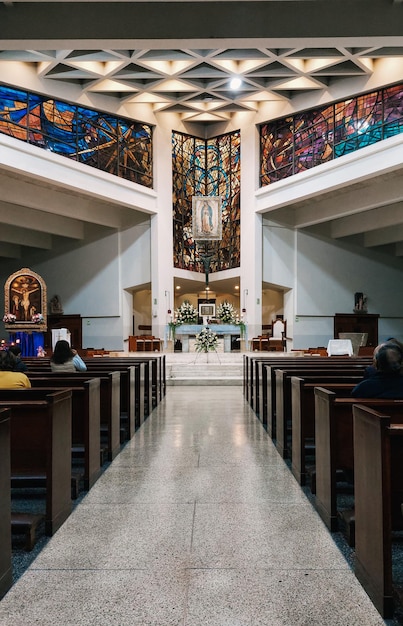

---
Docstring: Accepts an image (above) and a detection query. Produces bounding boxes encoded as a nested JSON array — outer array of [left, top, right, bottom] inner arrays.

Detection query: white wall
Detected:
[[263, 225, 403, 349]]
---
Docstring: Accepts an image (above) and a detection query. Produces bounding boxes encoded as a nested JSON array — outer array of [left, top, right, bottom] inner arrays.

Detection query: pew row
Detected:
[[313, 389, 403, 532], [274, 368, 365, 458], [0, 390, 72, 536], [290, 378, 357, 486], [2, 382, 101, 492], [29, 372, 121, 462], [243, 354, 371, 419], [0, 408, 12, 599], [353, 405, 403, 619]]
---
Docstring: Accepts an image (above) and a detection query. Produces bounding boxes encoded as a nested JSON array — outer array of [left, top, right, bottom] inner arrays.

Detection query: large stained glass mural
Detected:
[[260, 83, 403, 186], [0, 84, 153, 187], [172, 130, 240, 274]]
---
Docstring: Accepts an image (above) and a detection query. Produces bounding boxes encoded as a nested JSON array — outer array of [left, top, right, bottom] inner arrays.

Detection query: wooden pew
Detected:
[[29, 371, 120, 462], [290, 378, 357, 486], [353, 405, 403, 619], [25, 364, 137, 441], [275, 368, 366, 458], [243, 353, 367, 413], [252, 356, 370, 434], [12, 380, 101, 491], [0, 408, 12, 599], [0, 390, 72, 536], [265, 357, 372, 440], [83, 363, 144, 431], [24, 353, 166, 410], [313, 389, 403, 532]]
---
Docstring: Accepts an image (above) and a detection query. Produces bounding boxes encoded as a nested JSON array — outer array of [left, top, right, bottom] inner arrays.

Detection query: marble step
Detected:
[[166, 363, 243, 386]]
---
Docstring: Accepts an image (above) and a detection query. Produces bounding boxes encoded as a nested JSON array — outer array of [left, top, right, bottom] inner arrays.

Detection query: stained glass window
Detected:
[[0, 84, 153, 187], [260, 82, 403, 186], [172, 130, 240, 274]]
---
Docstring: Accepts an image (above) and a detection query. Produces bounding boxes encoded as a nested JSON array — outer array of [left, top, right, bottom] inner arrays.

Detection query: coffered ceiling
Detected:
[[0, 0, 403, 263]]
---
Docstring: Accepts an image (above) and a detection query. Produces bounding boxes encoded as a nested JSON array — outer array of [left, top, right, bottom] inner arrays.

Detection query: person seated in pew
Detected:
[[0, 350, 31, 388], [50, 340, 87, 373], [352, 342, 403, 398], [363, 337, 403, 379], [8, 344, 28, 372]]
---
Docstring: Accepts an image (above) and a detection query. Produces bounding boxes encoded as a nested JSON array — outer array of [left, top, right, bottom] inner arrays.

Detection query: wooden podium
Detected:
[[334, 313, 379, 348], [44, 314, 82, 351]]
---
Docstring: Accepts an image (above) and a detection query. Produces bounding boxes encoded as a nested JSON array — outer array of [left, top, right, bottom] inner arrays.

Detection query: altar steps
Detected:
[[165, 353, 243, 386]]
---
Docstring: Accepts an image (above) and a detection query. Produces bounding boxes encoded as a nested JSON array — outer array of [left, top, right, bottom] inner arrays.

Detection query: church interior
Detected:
[[1, 0, 403, 623]]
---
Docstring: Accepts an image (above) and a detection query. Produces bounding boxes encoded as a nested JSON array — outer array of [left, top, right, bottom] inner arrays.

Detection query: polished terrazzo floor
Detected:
[[0, 385, 397, 625]]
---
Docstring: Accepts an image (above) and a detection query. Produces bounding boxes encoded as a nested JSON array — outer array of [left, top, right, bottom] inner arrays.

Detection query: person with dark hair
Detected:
[[50, 340, 87, 372], [362, 337, 403, 379], [8, 344, 28, 372], [0, 350, 31, 388], [352, 342, 403, 398]]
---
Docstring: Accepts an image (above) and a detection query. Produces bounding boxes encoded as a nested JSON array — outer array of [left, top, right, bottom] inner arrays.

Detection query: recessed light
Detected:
[[230, 77, 242, 90]]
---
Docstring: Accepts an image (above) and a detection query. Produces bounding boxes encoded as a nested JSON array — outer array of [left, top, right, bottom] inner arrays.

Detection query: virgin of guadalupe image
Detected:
[[200, 200, 213, 234]]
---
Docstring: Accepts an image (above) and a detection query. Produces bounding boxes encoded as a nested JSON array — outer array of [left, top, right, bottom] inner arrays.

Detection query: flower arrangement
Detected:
[[175, 300, 198, 324], [216, 301, 237, 324], [3, 313, 16, 324], [168, 318, 183, 340], [195, 327, 218, 352], [31, 313, 44, 324]]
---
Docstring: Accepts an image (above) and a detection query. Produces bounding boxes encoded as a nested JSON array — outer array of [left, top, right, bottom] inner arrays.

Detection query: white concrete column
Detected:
[[240, 119, 262, 342], [151, 122, 175, 343]]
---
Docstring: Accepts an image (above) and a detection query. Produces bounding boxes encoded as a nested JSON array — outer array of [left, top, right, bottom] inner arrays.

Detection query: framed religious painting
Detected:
[[4, 268, 47, 331], [192, 196, 222, 241]]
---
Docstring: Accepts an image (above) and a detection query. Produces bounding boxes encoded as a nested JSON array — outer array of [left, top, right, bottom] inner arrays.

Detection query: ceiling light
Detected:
[[230, 77, 242, 90]]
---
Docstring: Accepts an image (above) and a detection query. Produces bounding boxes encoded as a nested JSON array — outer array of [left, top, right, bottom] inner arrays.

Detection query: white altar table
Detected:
[[168, 324, 247, 353]]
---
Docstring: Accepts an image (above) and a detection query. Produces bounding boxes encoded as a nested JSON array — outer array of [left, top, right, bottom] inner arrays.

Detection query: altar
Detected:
[[168, 324, 247, 353]]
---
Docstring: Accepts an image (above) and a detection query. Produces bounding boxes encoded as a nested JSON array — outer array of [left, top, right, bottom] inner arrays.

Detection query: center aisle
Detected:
[[0, 386, 392, 625]]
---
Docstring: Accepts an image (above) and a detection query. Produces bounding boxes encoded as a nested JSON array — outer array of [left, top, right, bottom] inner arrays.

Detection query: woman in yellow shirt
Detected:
[[0, 350, 31, 388]]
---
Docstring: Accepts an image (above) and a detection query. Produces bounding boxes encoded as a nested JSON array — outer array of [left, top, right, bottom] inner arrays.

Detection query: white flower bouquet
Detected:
[[175, 301, 198, 324], [3, 313, 16, 323], [216, 301, 237, 324], [31, 313, 44, 324], [195, 327, 218, 352]]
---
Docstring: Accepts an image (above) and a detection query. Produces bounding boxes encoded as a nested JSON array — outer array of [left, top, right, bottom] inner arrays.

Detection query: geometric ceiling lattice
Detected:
[[0, 45, 390, 122]]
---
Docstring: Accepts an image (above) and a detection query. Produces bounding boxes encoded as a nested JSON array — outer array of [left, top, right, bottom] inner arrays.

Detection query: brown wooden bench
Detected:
[[27, 354, 164, 430], [2, 381, 101, 492], [267, 360, 369, 433], [29, 371, 121, 462], [11, 512, 44, 551], [314, 389, 403, 532], [275, 367, 366, 458], [246, 355, 370, 434], [243, 353, 370, 416], [0, 408, 12, 599], [0, 390, 72, 536], [85, 353, 165, 411], [353, 405, 403, 619], [84, 361, 149, 427], [290, 378, 357, 486]]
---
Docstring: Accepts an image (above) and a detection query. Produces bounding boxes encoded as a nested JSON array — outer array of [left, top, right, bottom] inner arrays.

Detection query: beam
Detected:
[[364, 223, 403, 247], [331, 202, 403, 238], [0, 203, 84, 239], [0, 223, 52, 248], [0, 242, 21, 259]]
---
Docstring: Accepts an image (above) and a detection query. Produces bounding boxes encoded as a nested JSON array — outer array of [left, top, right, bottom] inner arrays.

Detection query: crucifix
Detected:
[[200, 251, 214, 286]]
